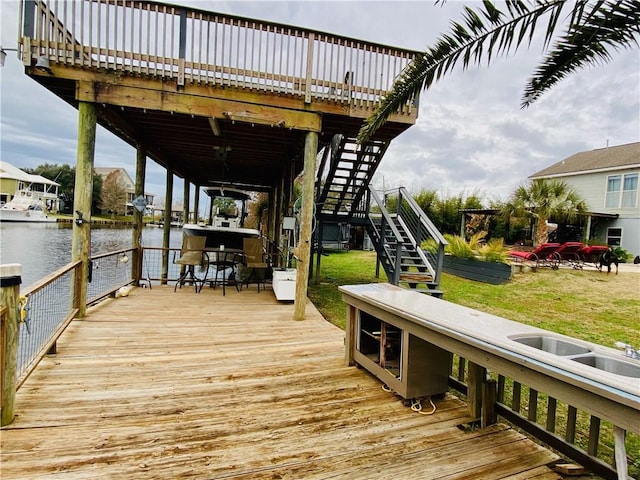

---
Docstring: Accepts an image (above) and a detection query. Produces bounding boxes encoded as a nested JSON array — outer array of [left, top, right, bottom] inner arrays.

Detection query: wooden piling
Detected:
[[72, 101, 96, 318], [293, 130, 318, 321], [0, 264, 21, 426], [132, 145, 146, 284], [161, 169, 173, 285]]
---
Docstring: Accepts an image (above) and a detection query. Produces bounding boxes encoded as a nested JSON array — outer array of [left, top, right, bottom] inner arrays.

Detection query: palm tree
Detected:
[[503, 179, 587, 246], [358, 0, 640, 143]]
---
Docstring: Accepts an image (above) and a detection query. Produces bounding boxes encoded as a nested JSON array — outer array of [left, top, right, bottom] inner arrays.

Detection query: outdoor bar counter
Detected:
[[340, 283, 639, 476]]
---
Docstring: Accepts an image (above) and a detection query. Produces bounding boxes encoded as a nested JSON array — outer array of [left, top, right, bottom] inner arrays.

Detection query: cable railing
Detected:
[[19, 0, 418, 111]]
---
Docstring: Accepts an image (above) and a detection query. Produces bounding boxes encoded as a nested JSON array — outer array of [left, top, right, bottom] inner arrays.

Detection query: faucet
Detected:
[[615, 342, 640, 359]]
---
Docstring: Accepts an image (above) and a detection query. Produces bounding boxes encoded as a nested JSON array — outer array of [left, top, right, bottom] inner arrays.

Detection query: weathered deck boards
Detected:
[[1, 286, 560, 479]]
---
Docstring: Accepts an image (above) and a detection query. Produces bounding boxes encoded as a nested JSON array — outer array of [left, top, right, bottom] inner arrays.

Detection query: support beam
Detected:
[[293, 131, 318, 321], [77, 81, 322, 132], [194, 185, 200, 224], [183, 180, 190, 227], [72, 101, 96, 317], [132, 145, 146, 285], [161, 169, 173, 285]]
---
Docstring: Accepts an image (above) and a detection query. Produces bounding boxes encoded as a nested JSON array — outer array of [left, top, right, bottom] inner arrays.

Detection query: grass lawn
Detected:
[[307, 249, 640, 476], [308, 250, 639, 348]]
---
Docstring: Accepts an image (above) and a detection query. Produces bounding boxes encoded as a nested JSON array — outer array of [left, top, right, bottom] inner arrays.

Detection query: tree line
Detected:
[[384, 179, 586, 246], [24, 163, 128, 216]]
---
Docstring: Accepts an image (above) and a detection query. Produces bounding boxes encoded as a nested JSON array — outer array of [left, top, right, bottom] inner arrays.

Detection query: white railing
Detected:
[[19, 0, 418, 110]]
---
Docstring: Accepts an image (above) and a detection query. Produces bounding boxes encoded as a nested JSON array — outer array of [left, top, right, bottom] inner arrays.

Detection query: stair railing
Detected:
[[386, 187, 447, 287], [367, 187, 403, 284]]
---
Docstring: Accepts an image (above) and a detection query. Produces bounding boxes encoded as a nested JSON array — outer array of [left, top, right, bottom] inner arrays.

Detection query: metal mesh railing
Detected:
[[17, 262, 80, 386], [87, 248, 136, 304]]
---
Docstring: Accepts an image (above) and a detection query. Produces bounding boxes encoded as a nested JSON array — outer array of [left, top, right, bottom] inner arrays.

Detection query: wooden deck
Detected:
[[1, 286, 560, 479]]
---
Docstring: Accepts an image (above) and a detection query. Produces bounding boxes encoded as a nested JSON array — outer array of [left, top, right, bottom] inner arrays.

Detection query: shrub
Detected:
[[440, 233, 509, 263]]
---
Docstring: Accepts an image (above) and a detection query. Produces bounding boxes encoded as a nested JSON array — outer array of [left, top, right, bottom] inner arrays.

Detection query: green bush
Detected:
[[440, 233, 509, 263]]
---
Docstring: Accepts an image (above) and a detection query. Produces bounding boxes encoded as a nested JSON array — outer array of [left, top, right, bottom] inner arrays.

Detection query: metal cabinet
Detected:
[[354, 311, 451, 399]]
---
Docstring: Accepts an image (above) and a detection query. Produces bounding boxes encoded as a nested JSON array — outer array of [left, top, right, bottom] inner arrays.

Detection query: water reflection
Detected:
[[0, 223, 183, 287]]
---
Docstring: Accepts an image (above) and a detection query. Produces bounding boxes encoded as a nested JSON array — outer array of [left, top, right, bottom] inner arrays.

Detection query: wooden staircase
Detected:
[[364, 187, 446, 296], [316, 135, 388, 220], [313, 137, 446, 296]]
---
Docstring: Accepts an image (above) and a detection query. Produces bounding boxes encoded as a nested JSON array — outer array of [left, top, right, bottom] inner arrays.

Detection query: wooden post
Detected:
[[161, 169, 173, 285], [467, 362, 485, 420], [1, 264, 21, 426], [182, 180, 190, 226], [344, 304, 356, 366], [314, 220, 323, 284], [293, 131, 318, 320], [193, 185, 200, 224], [72, 101, 96, 318], [482, 378, 497, 427], [132, 145, 146, 285]]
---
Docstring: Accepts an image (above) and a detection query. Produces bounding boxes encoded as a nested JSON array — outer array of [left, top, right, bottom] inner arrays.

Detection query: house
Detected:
[[529, 142, 639, 257], [0, 160, 60, 212], [95, 167, 155, 215]]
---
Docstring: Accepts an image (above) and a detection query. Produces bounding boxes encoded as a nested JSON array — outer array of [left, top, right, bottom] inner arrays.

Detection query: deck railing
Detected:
[[87, 247, 136, 304], [13, 247, 135, 386], [15, 261, 80, 387], [6, 244, 637, 477], [449, 355, 639, 479], [19, 0, 418, 110]]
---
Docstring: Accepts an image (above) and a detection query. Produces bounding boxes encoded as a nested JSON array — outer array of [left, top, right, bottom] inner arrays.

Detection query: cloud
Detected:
[[1, 0, 638, 208]]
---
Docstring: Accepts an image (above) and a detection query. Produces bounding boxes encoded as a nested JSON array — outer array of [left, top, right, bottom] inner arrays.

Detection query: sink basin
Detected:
[[570, 354, 640, 378], [510, 335, 592, 356]]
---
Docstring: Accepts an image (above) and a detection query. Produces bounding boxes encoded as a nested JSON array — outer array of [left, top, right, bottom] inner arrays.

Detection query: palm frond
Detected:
[[358, 0, 639, 143], [358, 0, 569, 143], [522, 0, 640, 106]]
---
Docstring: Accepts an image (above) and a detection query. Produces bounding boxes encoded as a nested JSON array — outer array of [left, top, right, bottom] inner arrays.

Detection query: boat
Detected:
[[182, 186, 260, 249], [0, 188, 58, 223]]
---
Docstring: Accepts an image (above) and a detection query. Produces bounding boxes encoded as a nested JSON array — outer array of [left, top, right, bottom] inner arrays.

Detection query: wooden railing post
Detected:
[[177, 8, 187, 86], [304, 33, 315, 104], [467, 362, 485, 421], [1, 264, 22, 426]]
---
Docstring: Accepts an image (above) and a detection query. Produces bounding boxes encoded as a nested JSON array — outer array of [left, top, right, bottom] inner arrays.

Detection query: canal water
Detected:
[[0, 223, 183, 287]]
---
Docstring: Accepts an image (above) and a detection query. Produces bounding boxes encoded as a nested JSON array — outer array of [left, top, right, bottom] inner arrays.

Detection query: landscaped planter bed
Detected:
[[442, 255, 512, 284]]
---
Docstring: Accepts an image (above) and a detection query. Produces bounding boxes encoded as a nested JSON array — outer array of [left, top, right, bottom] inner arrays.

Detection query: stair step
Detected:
[[399, 272, 434, 283]]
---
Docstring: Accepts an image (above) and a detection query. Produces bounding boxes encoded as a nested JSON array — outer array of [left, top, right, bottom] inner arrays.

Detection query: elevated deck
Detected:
[[0, 286, 560, 478], [18, 0, 419, 190]]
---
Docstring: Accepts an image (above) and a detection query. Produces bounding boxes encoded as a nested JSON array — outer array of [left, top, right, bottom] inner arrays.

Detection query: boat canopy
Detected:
[[204, 186, 252, 202]]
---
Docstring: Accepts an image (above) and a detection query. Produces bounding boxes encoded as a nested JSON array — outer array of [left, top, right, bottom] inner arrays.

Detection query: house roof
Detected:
[[95, 167, 133, 181], [529, 142, 640, 179], [0, 161, 59, 186]]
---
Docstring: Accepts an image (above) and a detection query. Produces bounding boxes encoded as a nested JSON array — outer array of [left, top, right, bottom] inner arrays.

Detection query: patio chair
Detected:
[[508, 243, 561, 268], [240, 237, 271, 292], [552, 242, 584, 269], [174, 235, 208, 292], [577, 245, 610, 270]]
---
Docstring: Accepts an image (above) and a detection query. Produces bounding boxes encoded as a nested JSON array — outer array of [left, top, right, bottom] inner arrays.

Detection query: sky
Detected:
[[1, 0, 639, 207]]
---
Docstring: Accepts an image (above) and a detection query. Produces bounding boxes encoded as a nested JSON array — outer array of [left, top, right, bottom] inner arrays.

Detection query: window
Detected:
[[606, 173, 638, 208], [621, 173, 638, 208], [607, 228, 622, 247], [605, 175, 621, 208]]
